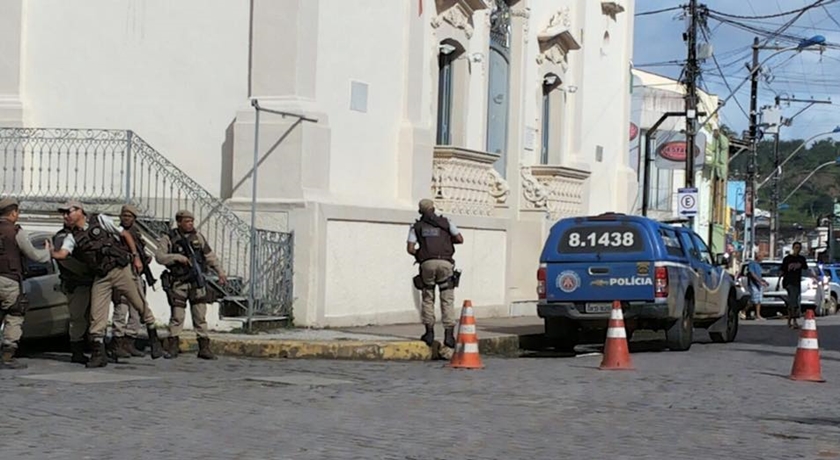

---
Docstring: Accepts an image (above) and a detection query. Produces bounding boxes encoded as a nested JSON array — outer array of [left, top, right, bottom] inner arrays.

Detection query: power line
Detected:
[[636, 6, 682, 17], [708, 0, 837, 20]]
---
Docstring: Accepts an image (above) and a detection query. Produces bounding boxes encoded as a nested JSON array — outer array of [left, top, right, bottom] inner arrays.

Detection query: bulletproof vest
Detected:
[[167, 229, 208, 281], [53, 228, 95, 286], [0, 219, 23, 282], [71, 214, 132, 277], [413, 214, 455, 264]]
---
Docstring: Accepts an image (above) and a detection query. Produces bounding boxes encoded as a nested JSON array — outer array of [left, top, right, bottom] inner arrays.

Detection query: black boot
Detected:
[[0, 345, 26, 370], [420, 324, 435, 347], [86, 340, 108, 368], [124, 337, 145, 357], [165, 336, 179, 359], [444, 327, 456, 349], [70, 341, 89, 364], [197, 337, 218, 360], [147, 327, 164, 359], [111, 337, 131, 359]]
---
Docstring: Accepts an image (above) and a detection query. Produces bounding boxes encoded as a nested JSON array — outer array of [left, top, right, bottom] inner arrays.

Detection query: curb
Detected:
[[175, 333, 545, 361]]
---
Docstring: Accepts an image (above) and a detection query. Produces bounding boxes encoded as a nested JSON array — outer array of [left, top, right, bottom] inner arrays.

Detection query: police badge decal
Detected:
[[556, 270, 580, 293]]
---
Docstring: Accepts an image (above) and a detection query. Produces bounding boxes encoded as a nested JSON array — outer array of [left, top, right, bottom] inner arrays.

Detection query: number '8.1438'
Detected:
[[568, 231, 634, 247]]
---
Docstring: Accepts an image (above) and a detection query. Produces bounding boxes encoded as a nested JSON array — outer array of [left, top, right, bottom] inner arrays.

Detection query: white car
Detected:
[[735, 259, 829, 317]]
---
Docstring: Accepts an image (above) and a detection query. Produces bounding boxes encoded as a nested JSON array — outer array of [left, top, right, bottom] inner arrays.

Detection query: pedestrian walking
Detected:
[[155, 209, 226, 360], [741, 253, 769, 321], [780, 242, 808, 329], [49, 201, 165, 367], [0, 198, 51, 369], [110, 204, 149, 358], [52, 223, 95, 364], [406, 198, 463, 349]]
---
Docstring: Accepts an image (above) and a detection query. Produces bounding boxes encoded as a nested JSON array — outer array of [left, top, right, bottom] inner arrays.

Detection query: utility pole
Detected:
[[767, 96, 831, 258], [745, 37, 760, 260], [684, 0, 699, 193]]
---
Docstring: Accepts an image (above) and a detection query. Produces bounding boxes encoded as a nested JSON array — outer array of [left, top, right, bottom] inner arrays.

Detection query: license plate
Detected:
[[585, 303, 613, 314]]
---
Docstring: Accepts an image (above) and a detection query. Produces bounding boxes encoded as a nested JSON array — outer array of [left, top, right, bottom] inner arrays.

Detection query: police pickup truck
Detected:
[[537, 213, 738, 352]]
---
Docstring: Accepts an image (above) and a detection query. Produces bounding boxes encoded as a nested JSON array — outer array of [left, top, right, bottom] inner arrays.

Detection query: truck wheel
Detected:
[[830, 294, 838, 316], [544, 318, 579, 352], [710, 291, 738, 343], [666, 295, 694, 351]]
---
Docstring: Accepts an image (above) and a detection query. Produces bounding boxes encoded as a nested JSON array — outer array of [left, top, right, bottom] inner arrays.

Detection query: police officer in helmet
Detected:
[[407, 198, 464, 349], [0, 198, 51, 369]]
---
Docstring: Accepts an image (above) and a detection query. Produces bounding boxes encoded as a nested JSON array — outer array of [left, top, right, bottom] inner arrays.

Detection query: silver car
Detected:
[[736, 259, 829, 317], [19, 231, 70, 339]]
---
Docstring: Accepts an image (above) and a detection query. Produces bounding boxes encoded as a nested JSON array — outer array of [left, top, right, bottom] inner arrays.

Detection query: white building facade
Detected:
[[1, 0, 636, 327]]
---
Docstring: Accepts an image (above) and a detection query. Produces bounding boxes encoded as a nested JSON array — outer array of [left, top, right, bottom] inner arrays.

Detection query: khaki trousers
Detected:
[[167, 280, 209, 338], [112, 276, 144, 338], [89, 265, 155, 340], [65, 285, 91, 343], [419, 259, 456, 327], [0, 276, 23, 347]]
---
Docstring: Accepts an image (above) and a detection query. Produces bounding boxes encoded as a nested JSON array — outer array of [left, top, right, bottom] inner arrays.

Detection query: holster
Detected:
[[160, 270, 172, 291], [413, 274, 425, 290]]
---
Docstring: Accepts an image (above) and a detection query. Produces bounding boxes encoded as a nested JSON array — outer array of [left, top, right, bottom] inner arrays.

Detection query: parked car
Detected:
[[735, 260, 830, 317], [537, 213, 738, 352], [11, 231, 70, 339], [821, 264, 840, 315]]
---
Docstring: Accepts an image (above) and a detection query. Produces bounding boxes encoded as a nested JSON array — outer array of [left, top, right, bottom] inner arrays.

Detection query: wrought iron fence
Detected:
[[0, 127, 293, 319]]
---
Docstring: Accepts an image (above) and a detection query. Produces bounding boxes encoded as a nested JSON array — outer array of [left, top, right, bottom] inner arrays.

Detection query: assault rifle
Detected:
[[175, 237, 206, 289], [139, 250, 157, 290]]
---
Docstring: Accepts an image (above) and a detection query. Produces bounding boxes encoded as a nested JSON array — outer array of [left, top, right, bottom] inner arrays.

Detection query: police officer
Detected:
[[155, 209, 226, 360], [49, 201, 164, 367], [0, 198, 51, 369], [406, 198, 463, 349], [53, 222, 95, 364], [110, 204, 148, 358]]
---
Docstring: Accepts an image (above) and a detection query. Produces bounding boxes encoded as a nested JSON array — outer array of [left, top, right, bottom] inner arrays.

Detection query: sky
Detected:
[[633, 0, 840, 143]]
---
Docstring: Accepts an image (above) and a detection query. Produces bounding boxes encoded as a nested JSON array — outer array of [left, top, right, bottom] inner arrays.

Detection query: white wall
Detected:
[[322, 219, 507, 326], [20, 0, 250, 196], [317, 0, 407, 203]]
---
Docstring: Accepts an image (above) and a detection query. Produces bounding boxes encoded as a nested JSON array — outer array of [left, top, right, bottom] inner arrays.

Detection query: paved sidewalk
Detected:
[[173, 316, 545, 361]]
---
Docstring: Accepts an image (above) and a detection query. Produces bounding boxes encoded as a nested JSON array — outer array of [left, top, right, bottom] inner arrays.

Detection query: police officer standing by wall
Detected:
[[406, 199, 464, 349], [53, 222, 95, 364], [155, 209, 226, 360], [110, 205, 149, 358], [0, 198, 51, 369], [49, 201, 164, 367]]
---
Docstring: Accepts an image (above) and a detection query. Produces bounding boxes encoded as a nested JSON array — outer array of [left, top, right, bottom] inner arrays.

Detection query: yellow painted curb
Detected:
[[179, 337, 433, 361]]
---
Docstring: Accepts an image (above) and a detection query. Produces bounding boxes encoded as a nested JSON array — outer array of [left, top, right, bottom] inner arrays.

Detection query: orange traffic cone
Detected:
[[447, 300, 484, 369], [599, 300, 634, 370], [790, 308, 825, 382]]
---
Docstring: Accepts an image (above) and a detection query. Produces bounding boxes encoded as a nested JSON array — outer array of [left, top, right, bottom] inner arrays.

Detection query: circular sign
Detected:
[[556, 270, 581, 293], [657, 141, 701, 162], [680, 194, 696, 210], [629, 122, 639, 141]]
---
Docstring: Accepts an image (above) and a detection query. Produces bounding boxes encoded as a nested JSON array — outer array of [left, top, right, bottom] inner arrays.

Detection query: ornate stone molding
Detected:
[[521, 164, 589, 219], [537, 6, 581, 60], [432, 146, 510, 216], [431, 0, 490, 39], [601, 1, 626, 18]]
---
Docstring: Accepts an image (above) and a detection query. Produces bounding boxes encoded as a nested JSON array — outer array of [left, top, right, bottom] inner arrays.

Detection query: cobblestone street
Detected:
[[3, 318, 840, 459]]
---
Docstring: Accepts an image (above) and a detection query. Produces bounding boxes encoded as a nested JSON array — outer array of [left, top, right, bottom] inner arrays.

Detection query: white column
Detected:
[[0, 0, 23, 125]]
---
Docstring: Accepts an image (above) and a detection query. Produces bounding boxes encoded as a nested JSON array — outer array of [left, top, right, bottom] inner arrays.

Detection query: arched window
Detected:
[[436, 39, 464, 146], [486, 0, 511, 177]]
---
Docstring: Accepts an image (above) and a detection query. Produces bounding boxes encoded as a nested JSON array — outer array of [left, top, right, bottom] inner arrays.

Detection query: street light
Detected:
[[756, 126, 840, 190], [778, 157, 840, 207]]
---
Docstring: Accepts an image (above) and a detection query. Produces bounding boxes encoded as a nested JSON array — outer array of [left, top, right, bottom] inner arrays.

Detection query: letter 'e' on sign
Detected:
[[678, 187, 698, 217]]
